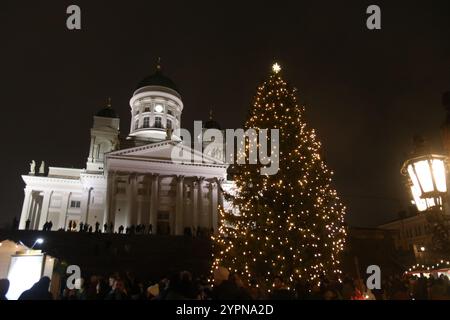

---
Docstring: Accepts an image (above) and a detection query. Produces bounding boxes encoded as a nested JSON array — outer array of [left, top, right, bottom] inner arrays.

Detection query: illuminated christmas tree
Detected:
[[211, 63, 347, 291]]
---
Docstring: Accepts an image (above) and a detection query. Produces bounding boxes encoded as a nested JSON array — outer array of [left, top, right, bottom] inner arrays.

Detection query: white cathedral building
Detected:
[[18, 65, 232, 235]]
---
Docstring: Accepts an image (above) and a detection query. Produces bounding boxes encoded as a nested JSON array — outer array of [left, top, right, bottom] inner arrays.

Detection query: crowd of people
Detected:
[[16, 216, 214, 238], [2, 266, 450, 300]]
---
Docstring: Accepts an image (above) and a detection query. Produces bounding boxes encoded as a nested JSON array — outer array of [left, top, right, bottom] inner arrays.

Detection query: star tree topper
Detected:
[[272, 62, 281, 74]]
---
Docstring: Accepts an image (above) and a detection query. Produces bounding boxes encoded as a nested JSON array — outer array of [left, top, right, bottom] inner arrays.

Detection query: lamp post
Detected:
[[401, 136, 450, 255]]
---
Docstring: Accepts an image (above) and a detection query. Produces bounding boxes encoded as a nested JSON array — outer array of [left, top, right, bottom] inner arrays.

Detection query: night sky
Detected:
[[0, 0, 449, 228]]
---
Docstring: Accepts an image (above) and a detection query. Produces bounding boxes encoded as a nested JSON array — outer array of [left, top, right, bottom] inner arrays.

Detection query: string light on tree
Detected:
[[211, 62, 347, 292]]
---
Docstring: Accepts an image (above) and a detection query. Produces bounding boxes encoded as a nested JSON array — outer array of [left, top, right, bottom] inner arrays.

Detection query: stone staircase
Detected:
[[0, 230, 212, 282]]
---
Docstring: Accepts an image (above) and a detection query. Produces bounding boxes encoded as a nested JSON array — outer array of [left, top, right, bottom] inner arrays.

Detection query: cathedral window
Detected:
[[167, 109, 173, 116], [154, 117, 162, 128], [70, 200, 81, 208], [143, 117, 150, 128], [144, 107, 150, 112], [167, 119, 172, 129]]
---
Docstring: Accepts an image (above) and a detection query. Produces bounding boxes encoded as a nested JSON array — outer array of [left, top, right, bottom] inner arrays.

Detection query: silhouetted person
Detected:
[[211, 267, 249, 300], [163, 271, 197, 300], [119, 225, 124, 234], [95, 222, 100, 233], [88, 226, 93, 233], [0, 279, 10, 300], [48, 221, 53, 231], [18, 277, 53, 300], [25, 219, 31, 230], [43, 221, 48, 231], [148, 224, 153, 234], [68, 221, 73, 231], [415, 274, 428, 300], [104, 223, 108, 233], [12, 217, 19, 230], [79, 222, 84, 232], [106, 279, 129, 300], [109, 222, 114, 233]]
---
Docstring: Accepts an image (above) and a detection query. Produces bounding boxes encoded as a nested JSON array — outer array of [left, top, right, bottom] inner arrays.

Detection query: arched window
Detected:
[[154, 117, 162, 128], [143, 117, 150, 128], [167, 119, 172, 129]]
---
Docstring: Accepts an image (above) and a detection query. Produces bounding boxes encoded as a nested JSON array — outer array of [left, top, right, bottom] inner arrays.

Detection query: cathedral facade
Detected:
[[18, 66, 231, 235]]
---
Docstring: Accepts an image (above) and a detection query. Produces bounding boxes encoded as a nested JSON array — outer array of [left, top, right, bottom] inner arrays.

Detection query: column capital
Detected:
[[128, 173, 138, 183], [83, 186, 94, 192], [196, 176, 205, 184]]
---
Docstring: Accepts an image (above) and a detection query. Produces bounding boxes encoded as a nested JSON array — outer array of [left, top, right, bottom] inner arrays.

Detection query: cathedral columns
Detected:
[[99, 171, 224, 235], [38, 190, 52, 230], [197, 177, 205, 228], [136, 175, 144, 225], [126, 173, 137, 226], [80, 187, 93, 225], [218, 178, 225, 209], [191, 180, 199, 230], [19, 188, 32, 229], [210, 180, 218, 232], [174, 175, 185, 235], [30, 196, 41, 230], [104, 171, 116, 231], [149, 174, 160, 232], [60, 192, 70, 230]]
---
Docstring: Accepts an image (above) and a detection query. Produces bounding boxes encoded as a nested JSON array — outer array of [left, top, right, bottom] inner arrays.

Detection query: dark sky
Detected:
[[0, 0, 449, 228]]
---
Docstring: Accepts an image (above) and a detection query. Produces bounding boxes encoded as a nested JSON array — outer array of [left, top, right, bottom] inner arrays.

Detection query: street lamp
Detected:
[[401, 137, 448, 212], [31, 238, 44, 249], [402, 136, 450, 257]]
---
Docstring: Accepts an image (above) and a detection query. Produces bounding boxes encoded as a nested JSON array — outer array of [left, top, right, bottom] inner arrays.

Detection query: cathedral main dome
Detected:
[[135, 70, 179, 94], [129, 61, 183, 143]]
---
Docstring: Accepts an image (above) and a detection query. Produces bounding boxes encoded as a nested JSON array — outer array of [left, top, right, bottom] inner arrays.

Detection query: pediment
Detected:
[[108, 140, 225, 165]]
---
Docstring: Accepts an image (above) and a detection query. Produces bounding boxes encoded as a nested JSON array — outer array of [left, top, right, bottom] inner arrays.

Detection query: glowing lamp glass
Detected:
[[411, 160, 434, 193], [405, 155, 447, 211], [432, 159, 447, 193]]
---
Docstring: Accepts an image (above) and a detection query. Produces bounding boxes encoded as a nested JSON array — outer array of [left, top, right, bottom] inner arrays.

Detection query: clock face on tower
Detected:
[[154, 104, 163, 113]]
